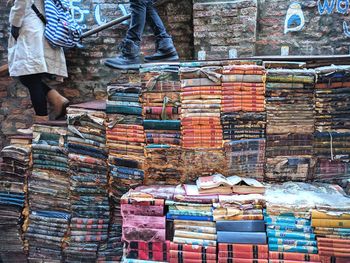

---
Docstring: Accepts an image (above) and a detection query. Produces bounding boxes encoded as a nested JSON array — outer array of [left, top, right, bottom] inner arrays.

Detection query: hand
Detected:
[[11, 25, 20, 40]]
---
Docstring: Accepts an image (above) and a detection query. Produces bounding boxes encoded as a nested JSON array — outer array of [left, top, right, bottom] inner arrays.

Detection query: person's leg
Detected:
[[105, 0, 148, 69], [125, 0, 148, 44], [144, 0, 178, 62], [19, 74, 49, 116], [146, 1, 170, 40]]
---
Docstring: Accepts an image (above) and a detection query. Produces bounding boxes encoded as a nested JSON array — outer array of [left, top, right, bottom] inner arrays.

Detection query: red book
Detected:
[[319, 256, 350, 263], [269, 260, 321, 263], [318, 241, 350, 249], [126, 249, 169, 261], [318, 238, 350, 244], [318, 246, 350, 253], [269, 251, 320, 261], [218, 244, 268, 253], [127, 241, 170, 251], [218, 258, 268, 263], [319, 250, 350, 257], [169, 242, 216, 254], [219, 251, 268, 259], [170, 259, 216, 263], [170, 250, 216, 260]]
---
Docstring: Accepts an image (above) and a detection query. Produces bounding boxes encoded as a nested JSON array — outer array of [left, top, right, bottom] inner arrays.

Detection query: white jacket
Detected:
[[8, 0, 68, 77]]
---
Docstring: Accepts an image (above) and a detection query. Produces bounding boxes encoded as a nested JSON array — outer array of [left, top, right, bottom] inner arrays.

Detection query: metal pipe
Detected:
[[81, 14, 131, 39]]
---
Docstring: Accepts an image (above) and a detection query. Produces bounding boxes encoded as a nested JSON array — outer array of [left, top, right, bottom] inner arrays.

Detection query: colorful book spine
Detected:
[[169, 242, 216, 254], [218, 251, 268, 259], [218, 244, 268, 253], [269, 251, 320, 261], [218, 259, 268, 263], [169, 250, 216, 260], [311, 219, 350, 228], [268, 244, 318, 254]]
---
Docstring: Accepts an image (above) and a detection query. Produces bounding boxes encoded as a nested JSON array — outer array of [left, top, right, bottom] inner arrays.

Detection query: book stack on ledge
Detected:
[[122, 191, 167, 262], [205, 174, 267, 263], [265, 183, 320, 263], [65, 104, 109, 261], [27, 122, 70, 262], [180, 62, 223, 149], [311, 188, 350, 263], [0, 136, 31, 261]]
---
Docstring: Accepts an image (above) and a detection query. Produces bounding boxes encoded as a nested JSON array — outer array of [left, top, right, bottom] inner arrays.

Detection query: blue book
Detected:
[[217, 231, 267, 244], [216, 220, 265, 232]]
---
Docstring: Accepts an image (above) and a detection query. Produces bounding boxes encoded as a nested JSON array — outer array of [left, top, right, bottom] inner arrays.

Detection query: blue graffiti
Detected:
[[337, 0, 349, 14], [343, 21, 350, 37], [318, 0, 336, 14], [69, 0, 90, 30], [94, 5, 107, 25]]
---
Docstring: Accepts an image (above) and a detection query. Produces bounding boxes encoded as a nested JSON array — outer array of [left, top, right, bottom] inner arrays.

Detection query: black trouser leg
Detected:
[[19, 74, 51, 116]]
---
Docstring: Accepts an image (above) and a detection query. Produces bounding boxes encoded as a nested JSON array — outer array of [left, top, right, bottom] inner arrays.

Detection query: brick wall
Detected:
[[193, 0, 257, 59], [256, 0, 350, 55], [0, 0, 193, 147]]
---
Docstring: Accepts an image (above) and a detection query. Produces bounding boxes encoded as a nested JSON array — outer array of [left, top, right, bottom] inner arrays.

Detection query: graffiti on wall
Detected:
[[69, 0, 130, 30], [284, 2, 305, 34], [318, 0, 350, 37]]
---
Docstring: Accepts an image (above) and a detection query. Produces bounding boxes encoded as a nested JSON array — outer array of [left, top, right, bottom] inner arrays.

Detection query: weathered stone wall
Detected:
[[256, 0, 350, 55], [193, 0, 258, 59], [0, 0, 193, 148]]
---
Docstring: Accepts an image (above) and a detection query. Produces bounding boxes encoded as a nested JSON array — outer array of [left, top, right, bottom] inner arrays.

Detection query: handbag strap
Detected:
[[31, 4, 47, 24]]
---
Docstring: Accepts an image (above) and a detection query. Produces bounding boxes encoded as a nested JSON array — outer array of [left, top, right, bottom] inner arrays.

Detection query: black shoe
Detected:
[[104, 39, 140, 70], [144, 38, 179, 63]]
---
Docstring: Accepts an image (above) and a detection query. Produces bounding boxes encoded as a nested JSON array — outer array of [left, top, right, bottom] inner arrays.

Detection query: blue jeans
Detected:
[[126, 0, 170, 44]]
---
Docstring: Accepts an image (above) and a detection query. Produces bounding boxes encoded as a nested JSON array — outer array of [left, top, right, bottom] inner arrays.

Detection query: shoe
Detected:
[[144, 38, 179, 63], [105, 39, 141, 70], [17, 115, 49, 134], [47, 89, 70, 120]]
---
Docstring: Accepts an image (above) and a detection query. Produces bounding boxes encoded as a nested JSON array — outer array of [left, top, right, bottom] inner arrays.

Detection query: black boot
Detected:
[[105, 39, 141, 70], [144, 38, 179, 63]]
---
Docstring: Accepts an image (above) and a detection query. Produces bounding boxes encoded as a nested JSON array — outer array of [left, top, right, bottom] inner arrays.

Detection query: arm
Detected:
[[9, 0, 29, 27]]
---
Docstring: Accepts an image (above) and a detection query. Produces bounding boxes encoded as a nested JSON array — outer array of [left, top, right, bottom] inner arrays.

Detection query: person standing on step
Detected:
[[105, 0, 179, 70], [8, 0, 69, 133]]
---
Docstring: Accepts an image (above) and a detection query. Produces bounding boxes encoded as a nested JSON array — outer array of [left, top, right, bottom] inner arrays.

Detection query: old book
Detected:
[[196, 173, 265, 194]]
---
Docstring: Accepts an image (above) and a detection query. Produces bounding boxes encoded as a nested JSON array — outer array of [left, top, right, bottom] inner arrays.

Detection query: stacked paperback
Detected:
[[144, 145, 184, 185], [0, 137, 31, 261], [265, 69, 316, 182], [224, 138, 266, 181], [215, 194, 267, 263], [180, 63, 223, 148], [167, 199, 216, 263], [221, 112, 266, 140], [65, 103, 109, 262], [27, 122, 70, 262], [265, 183, 319, 262], [121, 191, 167, 261], [141, 63, 181, 146], [106, 83, 142, 115], [221, 64, 265, 112]]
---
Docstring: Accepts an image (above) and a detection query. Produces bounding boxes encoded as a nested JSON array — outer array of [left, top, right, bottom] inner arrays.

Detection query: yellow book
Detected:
[[312, 218, 350, 228], [312, 210, 350, 220]]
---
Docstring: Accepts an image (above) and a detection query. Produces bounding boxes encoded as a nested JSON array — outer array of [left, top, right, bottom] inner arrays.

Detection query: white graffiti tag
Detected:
[[284, 2, 305, 34]]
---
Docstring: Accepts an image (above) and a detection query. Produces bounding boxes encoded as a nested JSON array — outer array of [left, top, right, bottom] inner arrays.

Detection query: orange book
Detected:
[[218, 258, 268, 263], [269, 251, 320, 261], [218, 251, 268, 259], [218, 244, 268, 253]]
